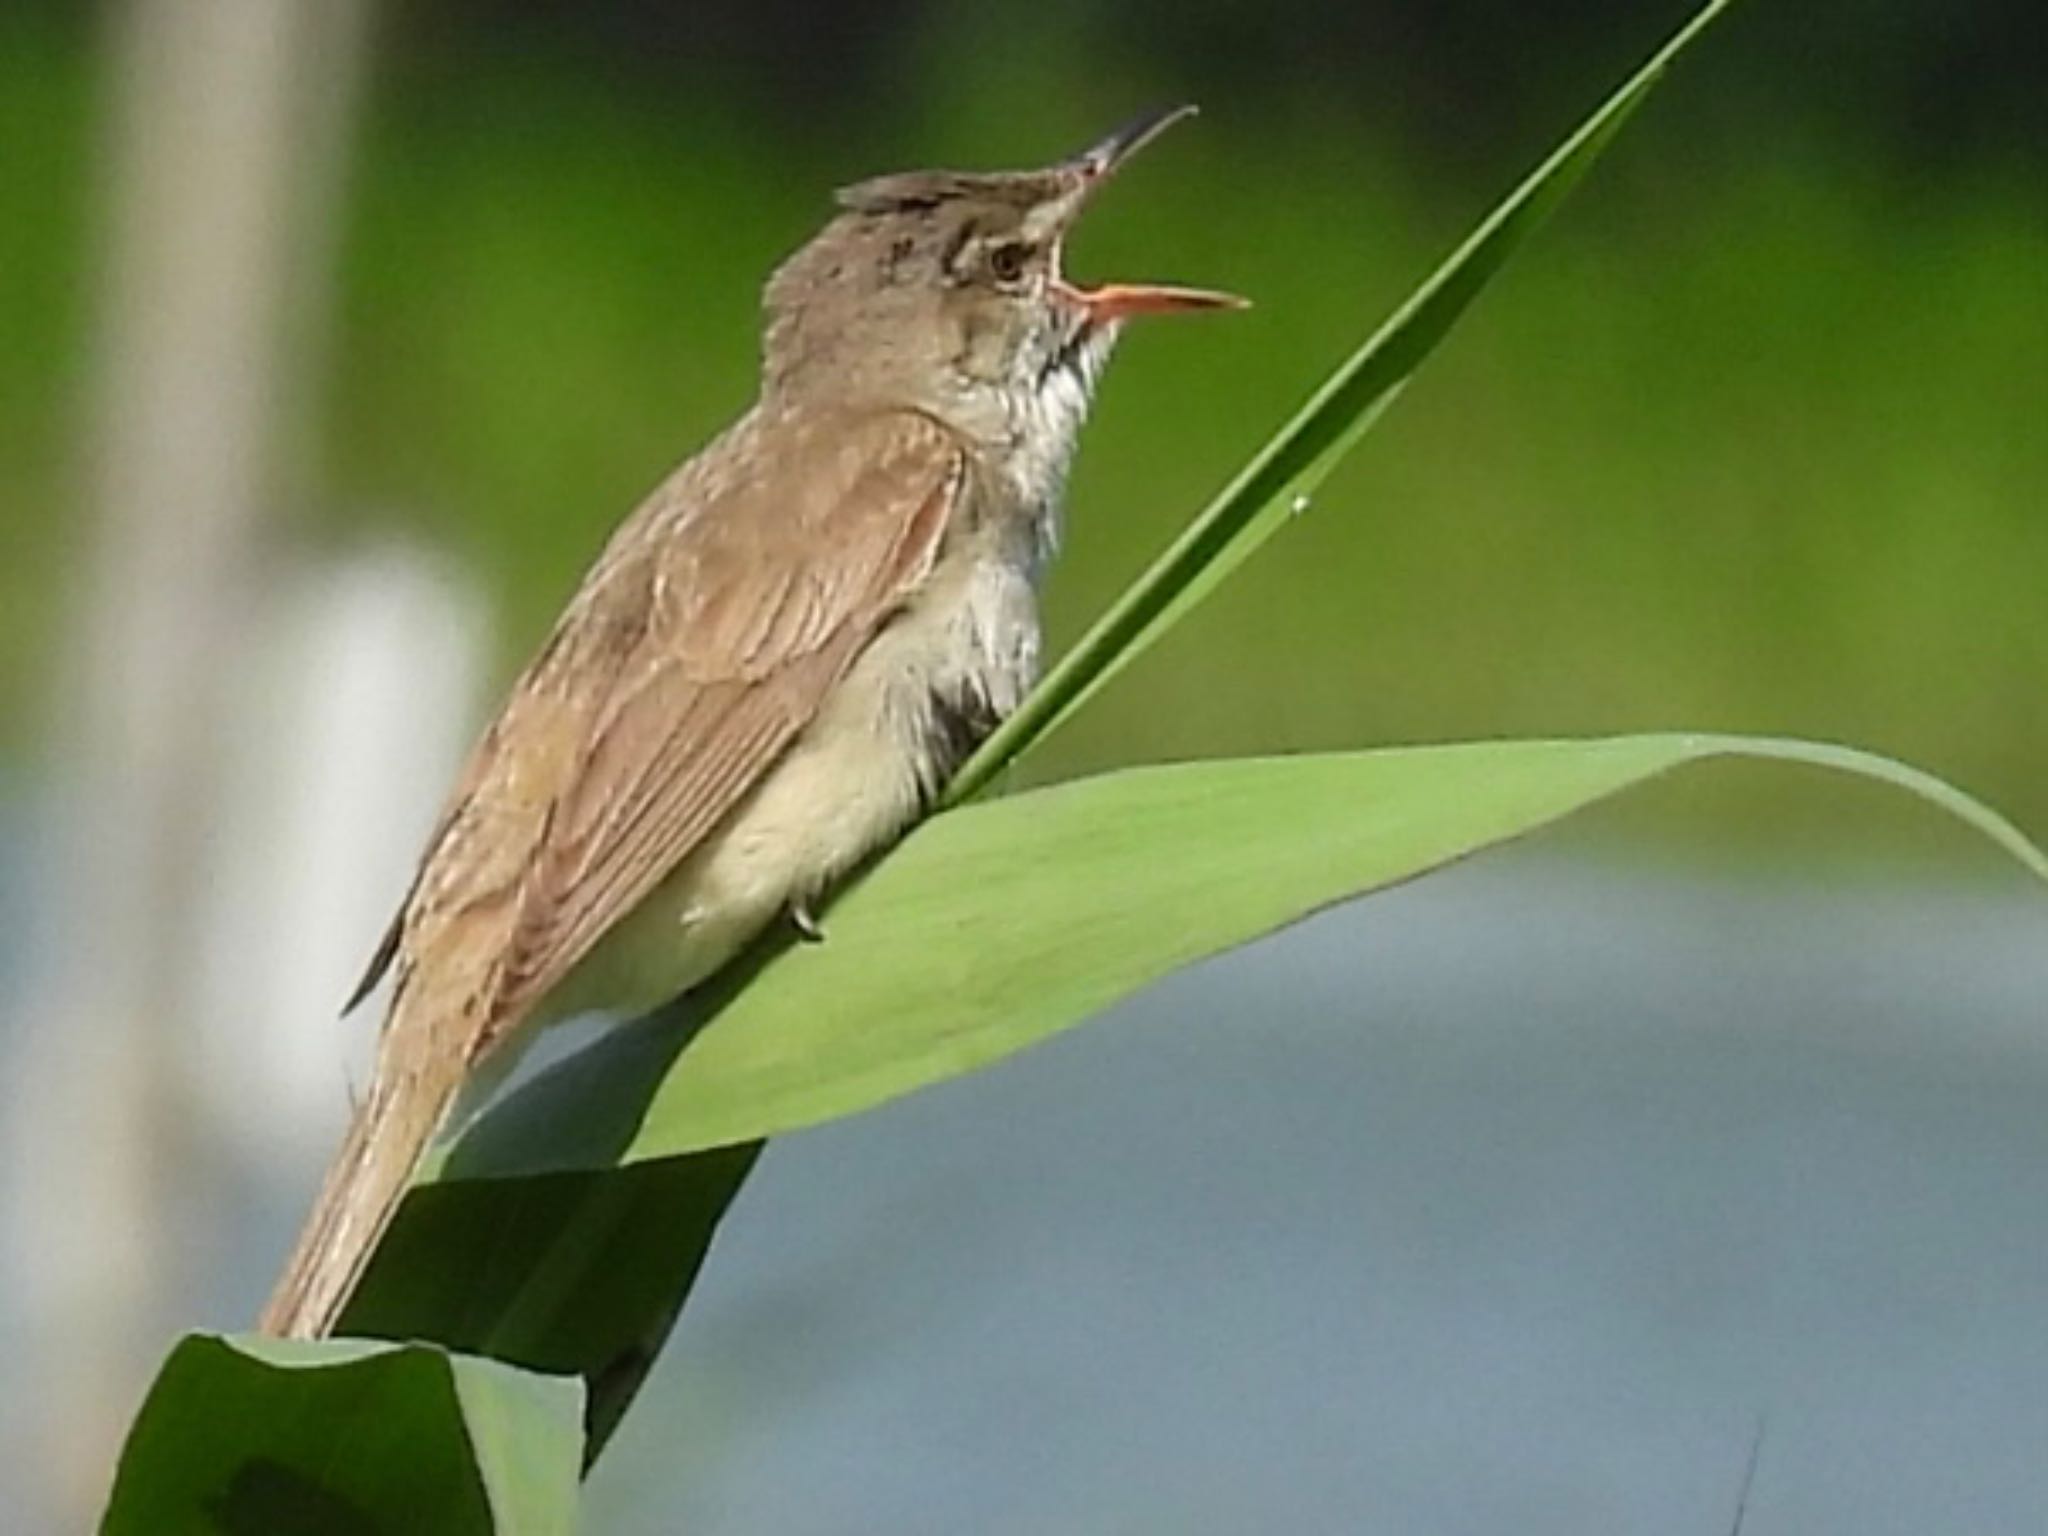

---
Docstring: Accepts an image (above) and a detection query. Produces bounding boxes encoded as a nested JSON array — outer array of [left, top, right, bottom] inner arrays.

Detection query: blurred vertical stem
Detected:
[[8, 0, 376, 1524]]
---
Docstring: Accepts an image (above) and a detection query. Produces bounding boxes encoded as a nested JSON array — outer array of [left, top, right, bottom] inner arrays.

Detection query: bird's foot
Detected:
[[790, 899, 826, 943]]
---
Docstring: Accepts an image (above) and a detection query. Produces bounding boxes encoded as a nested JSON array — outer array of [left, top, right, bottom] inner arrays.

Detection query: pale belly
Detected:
[[536, 547, 1040, 1028]]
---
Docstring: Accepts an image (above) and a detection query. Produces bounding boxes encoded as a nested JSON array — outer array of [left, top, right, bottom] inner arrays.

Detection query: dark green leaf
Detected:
[[103, 1335, 584, 1535], [341, 1144, 759, 1465]]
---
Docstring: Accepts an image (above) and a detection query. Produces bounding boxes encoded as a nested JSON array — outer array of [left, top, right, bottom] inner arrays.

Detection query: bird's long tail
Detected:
[[259, 1006, 464, 1340]]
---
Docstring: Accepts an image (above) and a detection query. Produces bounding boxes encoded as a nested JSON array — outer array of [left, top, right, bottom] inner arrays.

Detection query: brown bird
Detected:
[[261, 105, 1245, 1340]]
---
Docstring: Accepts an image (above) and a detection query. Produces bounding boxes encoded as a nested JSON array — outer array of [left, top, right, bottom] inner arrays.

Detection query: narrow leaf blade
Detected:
[[946, 0, 1745, 803]]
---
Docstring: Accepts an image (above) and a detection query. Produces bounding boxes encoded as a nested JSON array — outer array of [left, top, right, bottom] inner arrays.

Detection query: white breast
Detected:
[[997, 321, 1119, 574]]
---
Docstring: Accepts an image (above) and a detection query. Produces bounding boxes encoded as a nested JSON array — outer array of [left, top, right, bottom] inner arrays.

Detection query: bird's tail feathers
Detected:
[[258, 1016, 462, 1340]]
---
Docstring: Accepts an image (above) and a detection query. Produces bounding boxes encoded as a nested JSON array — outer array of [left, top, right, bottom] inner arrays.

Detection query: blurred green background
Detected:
[[3, 0, 2043, 845]]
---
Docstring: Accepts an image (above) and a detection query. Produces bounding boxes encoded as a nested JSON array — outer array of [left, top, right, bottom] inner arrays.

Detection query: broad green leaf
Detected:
[[448, 734, 2047, 1178], [340, 1145, 760, 1465], [103, 1334, 584, 1535], [946, 0, 1745, 804]]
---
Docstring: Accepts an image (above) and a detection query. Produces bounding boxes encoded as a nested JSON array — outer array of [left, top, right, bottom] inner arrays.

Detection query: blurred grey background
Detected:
[[0, 0, 2043, 1529]]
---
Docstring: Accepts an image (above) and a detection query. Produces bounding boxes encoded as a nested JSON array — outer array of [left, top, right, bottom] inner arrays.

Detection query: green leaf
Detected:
[[103, 1335, 585, 1535], [449, 734, 2047, 1178], [340, 1146, 760, 1466], [946, 0, 1746, 804]]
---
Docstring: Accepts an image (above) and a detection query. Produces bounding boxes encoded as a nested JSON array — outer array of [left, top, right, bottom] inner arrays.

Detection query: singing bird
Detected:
[[262, 106, 1245, 1339]]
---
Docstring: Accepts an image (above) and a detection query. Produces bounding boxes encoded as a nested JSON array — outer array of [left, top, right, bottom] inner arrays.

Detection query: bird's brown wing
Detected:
[[371, 408, 966, 1056]]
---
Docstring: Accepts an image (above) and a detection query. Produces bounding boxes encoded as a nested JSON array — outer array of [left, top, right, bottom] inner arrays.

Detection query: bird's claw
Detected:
[[790, 900, 826, 943]]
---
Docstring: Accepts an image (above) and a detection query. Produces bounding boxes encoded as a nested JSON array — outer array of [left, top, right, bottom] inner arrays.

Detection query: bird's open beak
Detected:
[[1069, 103, 1205, 182], [1065, 277, 1248, 323], [1052, 105, 1250, 324]]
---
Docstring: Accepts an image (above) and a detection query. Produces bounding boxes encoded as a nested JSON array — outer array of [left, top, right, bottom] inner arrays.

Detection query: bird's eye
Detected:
[[987, 242, 1031, 285]]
